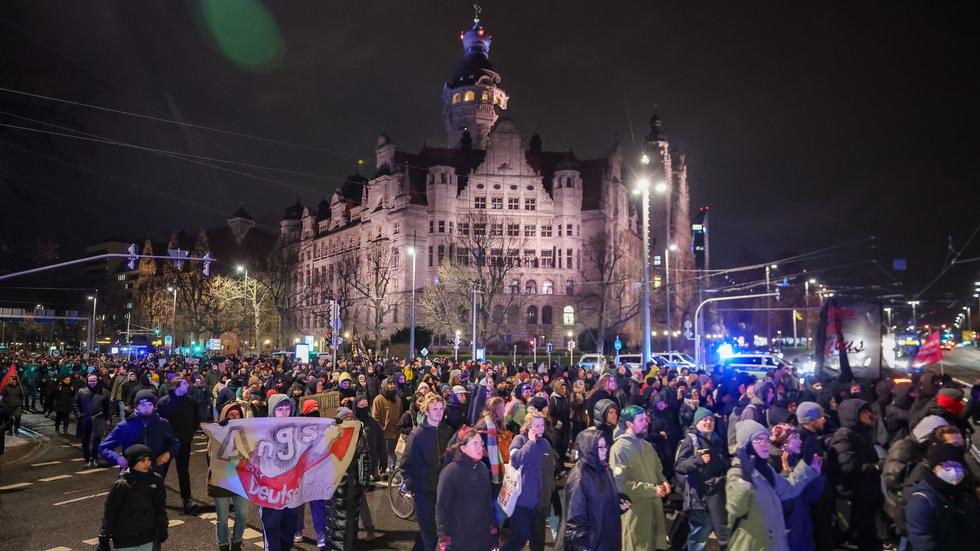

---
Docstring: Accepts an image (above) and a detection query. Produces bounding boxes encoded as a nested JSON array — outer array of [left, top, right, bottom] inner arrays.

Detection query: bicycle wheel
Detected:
[[388, 468, 415, 519]]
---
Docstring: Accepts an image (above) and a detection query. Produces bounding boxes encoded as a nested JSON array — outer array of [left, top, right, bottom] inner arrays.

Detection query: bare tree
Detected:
[[420, 212, 527, 349], [578, 230, 640, 353], [336, 239, 399, 358]]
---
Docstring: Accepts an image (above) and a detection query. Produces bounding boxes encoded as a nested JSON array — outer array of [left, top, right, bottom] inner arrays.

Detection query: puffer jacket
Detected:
[[826, 398, 881, 501], [399, 418, 453, 496], [326, 422, 368, 551], [100, 469, 168, 548], [906, 470, 980, 551], [674, 426, 728, 511], [881, 435, 925, 532], [555, 428, 622, 551]]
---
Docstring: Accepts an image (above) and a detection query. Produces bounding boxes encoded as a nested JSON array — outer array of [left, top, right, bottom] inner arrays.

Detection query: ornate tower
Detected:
[[442, 6, 509, 149]]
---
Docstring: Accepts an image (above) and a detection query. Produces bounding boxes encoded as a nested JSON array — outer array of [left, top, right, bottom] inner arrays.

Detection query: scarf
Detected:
[[485, 417, 503, 484]]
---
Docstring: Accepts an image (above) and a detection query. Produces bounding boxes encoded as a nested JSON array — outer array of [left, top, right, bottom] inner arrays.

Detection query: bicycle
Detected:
[[387, 467, 415, 519]]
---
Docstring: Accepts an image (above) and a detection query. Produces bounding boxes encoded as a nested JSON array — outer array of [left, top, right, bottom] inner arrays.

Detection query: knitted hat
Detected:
[[452, 385, 468, 395], [912, 415, 949, 444], [927, 443, 964, 468], [133, 389, 158, 407], [338, 372, 352, 384], [621, 405, 646, 424], [529, 396, 549, 412], [335, 406, 354, 420], [692, 407, 713, 427], [124, 444, 152, 465], [735, 420, 769, 449], [302, 399, 319, 416], [769, 423, 798, 448], [439, 384, 452, 395], [796, 401, 824, 424], [936, 388, 965, 417], [265, 389, 277, 399]]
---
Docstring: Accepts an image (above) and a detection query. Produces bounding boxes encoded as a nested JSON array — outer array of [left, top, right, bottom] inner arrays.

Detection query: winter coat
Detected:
[[156, 391, 201, 443], [826, 398, 881, 502], [73, 384, 111, 422], [610, 431, 668, 551], [53, 382, 75, 413], [100, 469, 168, 548], [769, 452, 826, 551], [399, 419, 453, 496], [881, 435, 925, 532], [0, 403, 12, 454], [555, 428, 622, 551], [207, 402, 246, 499], [436, 456, 496, 551], [725, 455, 817, 551], [1, 381, 25, 409], [99, 412, 180, 471], [325, 423, 368, 551], [674, 426, 728, 511], [371, 379, 404, 439], [509, 432, 557, 510], [906, 470, 980, 551]]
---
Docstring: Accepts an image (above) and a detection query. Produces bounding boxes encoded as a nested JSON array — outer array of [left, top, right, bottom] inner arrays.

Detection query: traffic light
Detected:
[[154, 327, 161, 336], [529, 337, 536, 349], [201, 252, 213, 276]]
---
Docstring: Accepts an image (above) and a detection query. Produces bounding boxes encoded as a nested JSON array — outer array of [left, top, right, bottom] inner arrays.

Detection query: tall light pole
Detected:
[[907, 300, 920, 329], [236, 266, 248, 353], [471, 284, 479, 361], [963, 306, 971, 331], [805, 278, 816, 348], [666, 242, 677, 351], [87, 294, 98, 350], [406, 245, 417, 360], [166, 286, 177, 335], [765, 264, 777, 346], [633, 176, 652, 364], [884, 307, 893, 330]]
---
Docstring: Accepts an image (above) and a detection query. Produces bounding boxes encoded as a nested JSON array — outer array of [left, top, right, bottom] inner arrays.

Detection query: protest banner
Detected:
[[202, 417, 361, 509]]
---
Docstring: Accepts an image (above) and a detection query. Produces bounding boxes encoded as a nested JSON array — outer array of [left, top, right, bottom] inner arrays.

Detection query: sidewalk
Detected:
[[3, 413, 49, 465]]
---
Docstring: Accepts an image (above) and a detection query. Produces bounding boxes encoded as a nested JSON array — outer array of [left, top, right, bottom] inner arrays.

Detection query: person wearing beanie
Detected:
[[826, 398, 882, 550], [99, 387, 178, 478], [592, 398, 620, 445], [883, 414, 951, 543], [906, 443, 980, 550], [444, 384, 468, 432], [97, 444, 168, 551], [609, 405, 670, 551], [676, 402, 730, 551], [768, 423, 826, 551], [259, 393, 300, 551], [726, 420, 819, 551], [740, 381, 774, 427]]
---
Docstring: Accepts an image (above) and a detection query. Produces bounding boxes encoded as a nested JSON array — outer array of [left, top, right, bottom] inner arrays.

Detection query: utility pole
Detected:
[[765, 265, 776, 345], [471, 283, 479, 361]]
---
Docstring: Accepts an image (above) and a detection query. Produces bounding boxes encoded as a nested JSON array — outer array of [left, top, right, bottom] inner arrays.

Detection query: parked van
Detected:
[[577, 354, 607, 372]]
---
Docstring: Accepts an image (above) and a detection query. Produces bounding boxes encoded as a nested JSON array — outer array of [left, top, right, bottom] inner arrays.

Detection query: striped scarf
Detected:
[[486, 417, 503, 484]]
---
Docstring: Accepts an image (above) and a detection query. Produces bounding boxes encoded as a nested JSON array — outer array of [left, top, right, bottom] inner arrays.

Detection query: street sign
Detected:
[[207, 338, 221, 351], [164, 335, 173, 349], [476, 348, 485, 361], [546, 342, 553, 354], [420, 347, 429, 357], [613, 337, 622, 351], [567, 340, 575, 350]]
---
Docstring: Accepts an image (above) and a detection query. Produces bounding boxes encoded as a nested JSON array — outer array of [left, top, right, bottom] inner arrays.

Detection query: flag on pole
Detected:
[[913, 331, 942, 367], [0, 363, 17, 394]]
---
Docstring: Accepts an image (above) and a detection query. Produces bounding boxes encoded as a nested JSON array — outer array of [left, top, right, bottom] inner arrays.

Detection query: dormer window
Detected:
[[481, 91, 489, 103], [440, 172, 448, 184], [464, 90, 476, 102], [452, 93, 461, 104]]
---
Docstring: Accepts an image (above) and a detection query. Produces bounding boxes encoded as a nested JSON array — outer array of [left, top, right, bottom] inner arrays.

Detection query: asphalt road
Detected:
[[0, 411, 420, 551], [927, 347, 980, 386]]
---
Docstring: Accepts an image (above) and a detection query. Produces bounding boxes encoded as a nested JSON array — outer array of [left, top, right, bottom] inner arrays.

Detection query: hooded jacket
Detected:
[[610, 429, 668, 551], [827, 398, 881, 501], [74, 382, 111, 422], [593, 398, 619, 444], [371, 377, 403, 439], [266, 393, 295, 417], [100, 468, 168, 548], [555, 428, 622, 551], [99, 410, 179, 474], [906, 469, 980, 550]]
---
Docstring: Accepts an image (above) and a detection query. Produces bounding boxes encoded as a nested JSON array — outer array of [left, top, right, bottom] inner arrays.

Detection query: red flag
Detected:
[[0, 364, 16, 394], [913, 331, 943, 366]]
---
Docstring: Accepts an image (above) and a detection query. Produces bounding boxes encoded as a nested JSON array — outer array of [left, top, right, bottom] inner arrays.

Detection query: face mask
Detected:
[[935, 464, 965, 485]]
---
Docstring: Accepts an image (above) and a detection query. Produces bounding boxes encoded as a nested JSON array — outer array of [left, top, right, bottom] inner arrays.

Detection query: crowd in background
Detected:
[[2, 348, 980, 551]]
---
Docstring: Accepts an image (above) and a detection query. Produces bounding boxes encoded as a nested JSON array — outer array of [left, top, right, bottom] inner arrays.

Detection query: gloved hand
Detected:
[[737, 444, 754, 483], [97, 534, 111, 551]]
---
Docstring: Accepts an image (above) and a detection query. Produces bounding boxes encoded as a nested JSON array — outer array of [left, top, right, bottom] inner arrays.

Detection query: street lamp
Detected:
[[633, 177, 653, 364], [236, 265, 249, 352], [907, 300, 920, 328], [406, 245, 417, 360], [765, 264, 778, 345], [665, 244, 677, 351], [166, 286, 177, 336], [87, 295, 98, 350]]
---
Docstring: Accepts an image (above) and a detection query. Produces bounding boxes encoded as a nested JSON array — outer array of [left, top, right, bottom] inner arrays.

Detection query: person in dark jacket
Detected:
[[0, 372, 25, 434], [585, 374, 621, 425], [157, 376, 201, 514], [906, 443, 980, 551], [674, 407, 729, 551], [400, 392, 453, 551], [74, 373, 112, 467], [555, 427, 626, 551], [768, 423, 826, 551], [259, 394, 301, 551], [0, 402, 13, 481], [884, 382, 913, 444], [502, 409, 556, 551], [549, 379, 571, 469], [99, 389, 180, 478], [827, 398, 882, 550], [444, 385, 469, 432], [796, 401, 835, 551], [592, 398, 620, 446], [436, 427, 497, 551], [97, 444, 168, 551], [322, 405, 370, 551], [882, 415, 948, 540], [53, 375, 75, 434], [215, 376, 242, 413]]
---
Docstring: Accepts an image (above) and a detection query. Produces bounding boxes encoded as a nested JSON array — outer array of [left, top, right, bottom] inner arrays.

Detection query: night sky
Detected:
[[1, 1, 978, 325]]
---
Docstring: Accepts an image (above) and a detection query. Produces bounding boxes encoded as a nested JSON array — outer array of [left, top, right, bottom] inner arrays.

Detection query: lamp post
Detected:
[[765, 264, 777, 346], [907, 300, 920, 329], [86, 294, 98, 350], [236, 266, 248, 352], [407, 246, 417, 360], [166, 286, 177, 335], [666, 242, 677, 352], [633, 176, 652, 365]]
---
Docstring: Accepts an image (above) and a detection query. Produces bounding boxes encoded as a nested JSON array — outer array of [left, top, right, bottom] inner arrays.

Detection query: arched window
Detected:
[[481, 91, 489, 103], [463, 90, 476, 102], [541, 305, 553, 325], [565, 280, 575, 295], [563, 306, 575, 325], [510, 279, 520, 294], [525, 280, 537, 294], [452, 92, 461, 104], [542, 280, 554, 295], [526, 305, 538, 325]]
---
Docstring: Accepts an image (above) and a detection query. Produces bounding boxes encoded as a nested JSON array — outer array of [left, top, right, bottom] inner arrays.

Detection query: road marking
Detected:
[[39, 475, 73, 482], [42, 547, 72, 551], [82, 537, 100, 545], [70, 458, 85, 462], [199, 512, 217, 520], [168, 519, 185, 527], [31, 460, 63, 467], [242, 528, 263, 539], [76, 468, 108, 475], [54, 491, 108, 506], [254, 543, 264, 548], [0, 482, 33, 491]]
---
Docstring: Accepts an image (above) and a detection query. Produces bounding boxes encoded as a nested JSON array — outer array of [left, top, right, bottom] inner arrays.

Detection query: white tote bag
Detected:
[[496, 462, 523, 517]]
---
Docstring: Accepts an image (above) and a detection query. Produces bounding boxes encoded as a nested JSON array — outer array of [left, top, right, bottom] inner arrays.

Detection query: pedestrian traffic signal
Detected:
[[201, 252, 213, 276], [126, 243, 138, 270], [154, 327, 161, 335]]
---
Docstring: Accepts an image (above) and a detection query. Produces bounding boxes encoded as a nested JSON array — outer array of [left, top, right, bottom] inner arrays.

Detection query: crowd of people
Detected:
[[2, 348, 980, 551]]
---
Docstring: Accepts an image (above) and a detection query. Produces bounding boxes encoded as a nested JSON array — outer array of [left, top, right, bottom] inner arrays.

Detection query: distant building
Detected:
[[281, 11, 695, 353]]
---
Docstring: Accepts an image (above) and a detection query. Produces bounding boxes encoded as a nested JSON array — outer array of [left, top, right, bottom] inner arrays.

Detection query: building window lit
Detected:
[[563, 306, 575, 325], [653, 275, 662, 288], [527, 305, 538, 324], [452, 93, 461, 104], [525, 280, 537, 294], [510, 280, 520, 294], [464, 90, 475, 102], [542, 280, 554, 295]]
